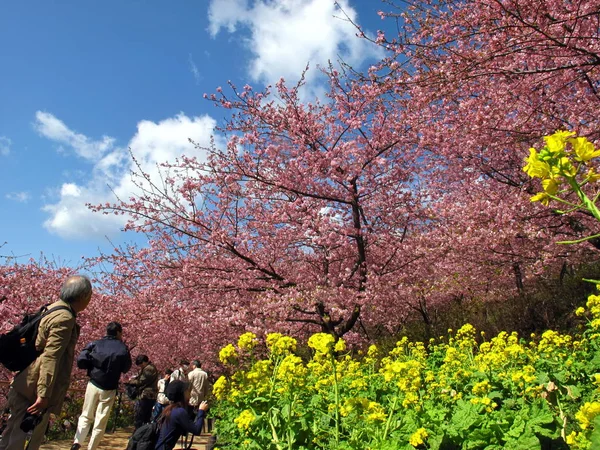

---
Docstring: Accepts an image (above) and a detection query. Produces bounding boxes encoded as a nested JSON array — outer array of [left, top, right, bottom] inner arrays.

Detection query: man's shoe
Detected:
[[70, 444, 81, 450]]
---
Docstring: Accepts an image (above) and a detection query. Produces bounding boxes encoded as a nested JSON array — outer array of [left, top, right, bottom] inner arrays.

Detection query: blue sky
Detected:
[[0, 0, 387, 265]]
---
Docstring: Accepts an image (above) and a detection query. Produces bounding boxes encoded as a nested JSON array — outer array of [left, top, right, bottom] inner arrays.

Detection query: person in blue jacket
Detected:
[[71, 321, 132, 450], [155, 380, 209, 450]]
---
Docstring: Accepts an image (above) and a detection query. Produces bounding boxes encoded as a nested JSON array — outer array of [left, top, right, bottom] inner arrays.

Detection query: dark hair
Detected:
[[165, 380, 188, 402], [135, 355, 149, 366], [191, 360, 201, 368], [179, 359, 189, 366], [106, 322, 122, 337], [165, 369, 173, 375], [162, 401, 185, 424], [163, 380, 188, 423], [60, 275, 92, 304]]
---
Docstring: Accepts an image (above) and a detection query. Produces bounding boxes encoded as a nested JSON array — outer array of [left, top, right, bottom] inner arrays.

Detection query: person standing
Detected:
[[0, 275, 92, 450], [169, 360, 189, 382], [152, 369, 172, 422], [187, 361, 209, 411], [128, 355, 158, 429], [70, 322, 132, 450]]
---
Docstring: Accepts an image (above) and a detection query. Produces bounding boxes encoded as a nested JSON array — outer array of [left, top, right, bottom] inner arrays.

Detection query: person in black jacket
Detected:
[[70, 322, 132, 450]]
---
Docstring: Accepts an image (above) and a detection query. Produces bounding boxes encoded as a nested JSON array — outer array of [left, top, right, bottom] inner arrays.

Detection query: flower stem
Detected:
[[330, 353, 340, 447], [569, 178, 600, 221], [382, 395, 398, 441]]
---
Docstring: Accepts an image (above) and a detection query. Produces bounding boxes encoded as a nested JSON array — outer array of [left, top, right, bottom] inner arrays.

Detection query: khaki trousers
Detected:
[[73, 382, 116, 450], [0, 387, 50, 450]]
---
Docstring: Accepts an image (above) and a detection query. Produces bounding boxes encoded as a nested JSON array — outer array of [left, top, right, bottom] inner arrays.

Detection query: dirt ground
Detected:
[[39, 428, 213, 449]]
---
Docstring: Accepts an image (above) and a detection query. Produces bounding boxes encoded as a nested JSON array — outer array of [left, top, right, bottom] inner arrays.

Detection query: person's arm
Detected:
[[201, 373, 209, 400], [128, 371, 140, 385], [76, 342, 94, 370], [174, 404, 208, 435], [137, 364, 158, 389], [122, 348, 132, 374], [30, 314, 76, 414]]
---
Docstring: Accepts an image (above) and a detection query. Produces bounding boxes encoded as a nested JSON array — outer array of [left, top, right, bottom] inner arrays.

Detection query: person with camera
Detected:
[[70, 321, 132, 450], [127, 355, 158, 430], [0, 275, 92, 450], [154, 381, 208, 450]]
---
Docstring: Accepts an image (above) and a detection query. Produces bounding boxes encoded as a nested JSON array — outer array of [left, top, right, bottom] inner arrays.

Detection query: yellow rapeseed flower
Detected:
[[234, 409, 256, 431], [575, 402, 600, 430], [556, 156, 577, 177], [402, 392, 419, 408], [266, 333, 297, 356], [530, 192, 551, 206], [541, 178, 559, 195], [544, 130, 575, 155], [523, 148, 551, 178], [245, 360, 272, 387], [334, 338, 346, 353], [219, 344, 238, 365], [409, 428, 428, 447], [586, 294, 600, 318], [472, 380, 491, 396], [237, 332, 258, 351], [367, 344, 379, 358], [570, 136, 600, 162], [586, 167, 600, 182], [366, 401, 387, 422], [212, 375, 228, 400], [566, 431, 577, 446], [308, 333, 336, 355], [276, 354, 307, 385]]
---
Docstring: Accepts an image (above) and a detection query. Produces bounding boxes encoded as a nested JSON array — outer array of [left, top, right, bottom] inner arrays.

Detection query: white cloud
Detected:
[[189, 53, 201, 84], [60, 183, 82, 197], [40, 113, 218, 240], [42, 186, 124, 239], [33, 111, 115, 161], [0, 136, 11, 156], [6, 191, 30, 203], [207, 0, 380, 89]]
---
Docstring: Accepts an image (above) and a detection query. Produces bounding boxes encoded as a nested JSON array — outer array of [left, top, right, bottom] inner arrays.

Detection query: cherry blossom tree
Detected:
[[93, 70, 452, 349], [90, 0, 600, 363], [366, 0, 600, 298]]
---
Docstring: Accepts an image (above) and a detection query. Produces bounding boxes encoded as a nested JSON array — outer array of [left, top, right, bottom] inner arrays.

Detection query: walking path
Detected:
[[39, 428, 213, 449]]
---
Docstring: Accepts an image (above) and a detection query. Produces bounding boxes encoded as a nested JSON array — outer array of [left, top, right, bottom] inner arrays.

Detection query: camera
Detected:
[[20, 412, 43, 433]]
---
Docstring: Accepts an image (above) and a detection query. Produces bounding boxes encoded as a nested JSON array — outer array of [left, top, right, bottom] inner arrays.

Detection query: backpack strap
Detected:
[[42, 305, 76, 319], [154, 419, 166, 450]]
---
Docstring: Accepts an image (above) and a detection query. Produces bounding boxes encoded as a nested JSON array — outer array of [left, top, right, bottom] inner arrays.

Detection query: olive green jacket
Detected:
[[129, 363, 158, 400], [12, 300, 79, 414]]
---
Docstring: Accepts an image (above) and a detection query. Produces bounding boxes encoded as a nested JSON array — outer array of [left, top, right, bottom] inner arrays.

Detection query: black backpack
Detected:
[[0, 304, 74, 372], [126, 421, 161, 450], [124, 383, 140, 400]]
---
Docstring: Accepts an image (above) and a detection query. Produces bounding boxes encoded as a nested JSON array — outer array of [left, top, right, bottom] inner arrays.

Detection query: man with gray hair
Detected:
[[0, 275, 92, 450]]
